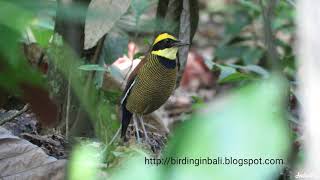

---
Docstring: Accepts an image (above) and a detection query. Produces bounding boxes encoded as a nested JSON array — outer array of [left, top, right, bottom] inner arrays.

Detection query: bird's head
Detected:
[[151, 33, 189, 60]]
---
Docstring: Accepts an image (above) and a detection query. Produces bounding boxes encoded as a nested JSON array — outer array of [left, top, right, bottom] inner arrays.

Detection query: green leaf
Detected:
[[215, 45, 264, 65], [0, 1, 33, 32], [242, 65, 269, 77], [242, 48, 264, 65], [0, 25, 44, 93], [226, 64, 270, 78], [29, 26, 53, 47], [215, 45, 248, 60], [163, 75, 291, 180], [215, 64, 237, 80], [104, 32, 128, 65], [215, 64, 255, 84], [238, 0, 260, 13], [219, 72, 255, 83], [224, 11, 251, 40], [78, 64, 109, 72]]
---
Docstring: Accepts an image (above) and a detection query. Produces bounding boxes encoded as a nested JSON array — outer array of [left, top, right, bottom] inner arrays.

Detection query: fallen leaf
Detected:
[[0, 127, 66, 180]]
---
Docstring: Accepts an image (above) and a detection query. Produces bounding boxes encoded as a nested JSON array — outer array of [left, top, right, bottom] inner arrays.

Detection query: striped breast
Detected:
[[125, 54, 177, 115]]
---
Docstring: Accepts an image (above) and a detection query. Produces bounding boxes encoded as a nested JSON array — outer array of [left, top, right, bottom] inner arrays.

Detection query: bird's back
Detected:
[[125, 54, 177, 114]]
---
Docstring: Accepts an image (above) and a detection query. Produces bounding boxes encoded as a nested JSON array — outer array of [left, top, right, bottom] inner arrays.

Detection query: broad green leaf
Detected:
[[104, 32, 128, 65], [224, 11, 251, 40], [78, 64, 109, 72], [29, 26, 53, 47], [162, 75, 291, 180], [242, 48, 264, 65], [241, 65, 269, 78], [227, 64, 270, 78], [0, 1, 33, 32], [219, 72, 256, 83], [0, 25, 44, 93], [215, 45, 264, 66], [215, 64, 237, 80], [94, 31, 128, 87], [215, 45, 248, 60]]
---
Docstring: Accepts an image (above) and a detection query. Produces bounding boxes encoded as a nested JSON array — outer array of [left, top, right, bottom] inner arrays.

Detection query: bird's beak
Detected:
[[172, 40, 190, 47]]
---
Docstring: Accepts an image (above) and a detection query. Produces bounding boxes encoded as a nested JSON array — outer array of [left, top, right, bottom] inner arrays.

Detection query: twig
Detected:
[[286, 0, 296, 7], [65, 73, 71, 139], [21, 133, 61, 147], [259, 0, 280, 71], [0, 104, 29, 125], [176, 0, 191, 86], [107, 127, 120, 146]]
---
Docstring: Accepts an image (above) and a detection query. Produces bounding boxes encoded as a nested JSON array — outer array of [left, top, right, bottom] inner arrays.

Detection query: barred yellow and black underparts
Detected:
[[120, 32, 189, 138]]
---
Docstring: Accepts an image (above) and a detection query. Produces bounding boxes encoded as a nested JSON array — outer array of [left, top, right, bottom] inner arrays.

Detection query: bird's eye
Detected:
[[164, 39, 172, 46]]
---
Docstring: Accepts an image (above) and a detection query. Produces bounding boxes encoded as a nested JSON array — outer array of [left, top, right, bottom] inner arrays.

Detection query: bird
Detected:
[[120, 32, 189, 141]]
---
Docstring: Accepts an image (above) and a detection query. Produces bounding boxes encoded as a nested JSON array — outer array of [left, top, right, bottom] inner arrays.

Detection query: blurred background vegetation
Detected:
[[0, 0, 299, 179]]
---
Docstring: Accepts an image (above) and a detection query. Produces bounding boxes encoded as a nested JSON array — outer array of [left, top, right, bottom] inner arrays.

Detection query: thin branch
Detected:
[[66, 74, 71, 139], [259, 0, 281, 71], [0, 104, 29, 125], [286, 0, 296, 7]]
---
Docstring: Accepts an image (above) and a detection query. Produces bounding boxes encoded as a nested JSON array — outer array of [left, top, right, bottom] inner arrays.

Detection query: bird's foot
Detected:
[[133, 114, 141, 143], [138, 116, 150, 144]]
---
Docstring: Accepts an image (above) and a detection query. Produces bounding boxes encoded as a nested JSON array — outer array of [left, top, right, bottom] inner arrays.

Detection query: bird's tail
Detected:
[[121, 104, 133, 139]]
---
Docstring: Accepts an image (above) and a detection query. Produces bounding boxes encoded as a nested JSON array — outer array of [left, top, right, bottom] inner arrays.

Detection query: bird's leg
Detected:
[[133, 114, 141, 143], [138, 115, 149, 142]]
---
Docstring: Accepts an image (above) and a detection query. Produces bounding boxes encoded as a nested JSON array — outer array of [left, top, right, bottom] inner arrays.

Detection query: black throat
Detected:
[[157, 56, 176, 69]]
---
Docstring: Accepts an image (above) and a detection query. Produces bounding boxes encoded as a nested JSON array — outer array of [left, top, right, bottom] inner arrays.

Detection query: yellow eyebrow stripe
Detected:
[[153, 33, 177, 45]]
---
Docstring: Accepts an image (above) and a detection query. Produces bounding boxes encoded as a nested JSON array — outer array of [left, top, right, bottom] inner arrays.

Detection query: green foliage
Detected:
[[215, 45, 264, 65], [213, 63, 269, 84], [28, 15, 54, 48], [29, 26, 53, 47], [213, 0, 295, 83], [0, 1, 45, 94]]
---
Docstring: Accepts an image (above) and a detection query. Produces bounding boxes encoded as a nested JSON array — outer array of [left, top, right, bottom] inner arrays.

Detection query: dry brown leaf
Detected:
[[0, 127, 66, 180], [84, 0, 131, 49]]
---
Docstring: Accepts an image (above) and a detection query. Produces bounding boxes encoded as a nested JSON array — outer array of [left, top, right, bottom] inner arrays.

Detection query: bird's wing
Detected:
[[120, 55, 148, 105], [120, 56, 148, 139], [120, 78, 136, 104]]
